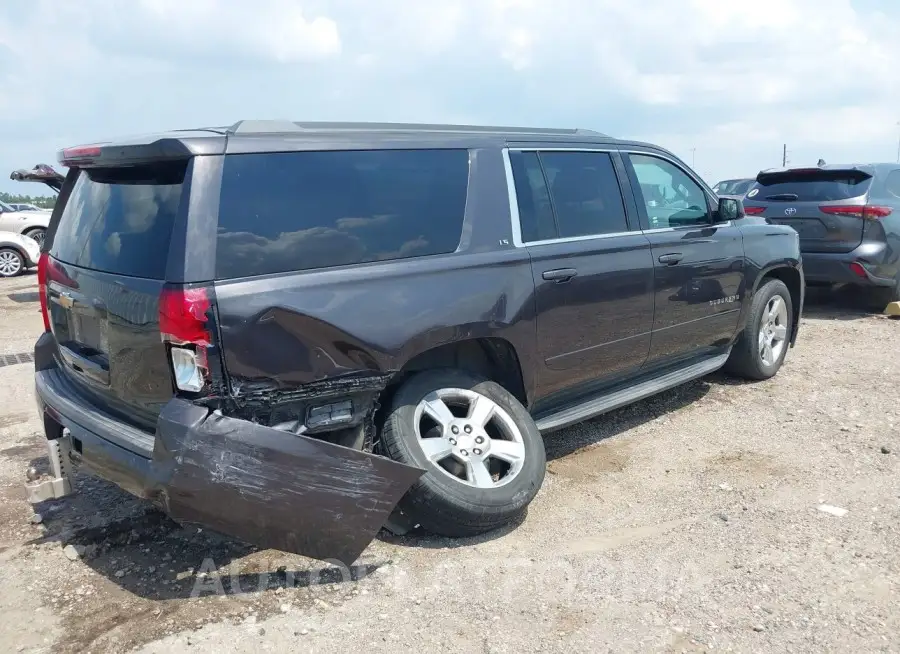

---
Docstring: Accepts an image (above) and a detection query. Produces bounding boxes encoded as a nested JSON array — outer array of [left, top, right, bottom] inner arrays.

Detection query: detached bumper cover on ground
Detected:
[[29, 333, 424, 565]]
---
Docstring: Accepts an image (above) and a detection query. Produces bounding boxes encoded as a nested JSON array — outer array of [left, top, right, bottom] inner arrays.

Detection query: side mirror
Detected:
[[717, 197, 744, 223]]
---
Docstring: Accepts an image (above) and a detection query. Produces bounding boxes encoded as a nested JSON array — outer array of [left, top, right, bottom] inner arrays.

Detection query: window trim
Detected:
[[621, 149, 720, 232], [502, 147, 636, 248]]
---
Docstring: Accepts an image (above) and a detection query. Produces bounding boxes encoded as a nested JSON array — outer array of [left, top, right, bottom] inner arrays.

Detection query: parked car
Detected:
[[743, 164, 900, 307], [713, 178, 756, 199], [7, 202, 49, 213], [0, 200, 50, 247], [26, 121, 804, 564], [0, 229, 41, 277]]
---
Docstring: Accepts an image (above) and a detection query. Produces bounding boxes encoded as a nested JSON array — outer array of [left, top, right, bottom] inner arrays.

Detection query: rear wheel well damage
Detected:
[[757, 266, 802, 343], [393, 338, 526, 404], [373, 338, 527, 440]]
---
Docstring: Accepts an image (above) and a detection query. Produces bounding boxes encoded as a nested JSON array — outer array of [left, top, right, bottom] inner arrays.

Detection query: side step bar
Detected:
[[535, 352, 730, 432]]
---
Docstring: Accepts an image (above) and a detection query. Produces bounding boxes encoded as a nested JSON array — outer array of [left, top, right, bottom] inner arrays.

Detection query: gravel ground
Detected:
[[0, 273, 898, 653]]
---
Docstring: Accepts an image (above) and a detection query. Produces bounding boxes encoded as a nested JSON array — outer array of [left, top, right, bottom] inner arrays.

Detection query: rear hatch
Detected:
[[45, 161, 188, 433], [745, 168, 873, 253]]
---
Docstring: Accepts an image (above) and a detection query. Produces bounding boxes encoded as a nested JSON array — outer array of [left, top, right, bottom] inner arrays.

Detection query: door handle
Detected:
[[542, 268, 578, 283], [658, 253, 683, 265]]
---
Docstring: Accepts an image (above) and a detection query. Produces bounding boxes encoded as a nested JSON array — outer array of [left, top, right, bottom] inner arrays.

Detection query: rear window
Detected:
[[51, 162, 186, 279], [749, 170, 872, 202], [215, 149, 470, 279]]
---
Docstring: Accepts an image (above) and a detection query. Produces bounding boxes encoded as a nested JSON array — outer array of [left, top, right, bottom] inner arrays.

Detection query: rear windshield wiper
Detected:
[[764, 193, 799, 201]]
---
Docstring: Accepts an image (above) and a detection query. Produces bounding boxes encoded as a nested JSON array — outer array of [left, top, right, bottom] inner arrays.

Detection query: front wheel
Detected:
[[380, 369, 546, 537], [0, 248, 25, 278], [725, 279, 793, 380]]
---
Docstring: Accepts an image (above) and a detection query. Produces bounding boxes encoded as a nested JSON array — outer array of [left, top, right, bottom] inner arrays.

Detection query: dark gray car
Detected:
[[25, 120, 804, 564], [743, 164, 900, 307], [712, 178, 755, 199]]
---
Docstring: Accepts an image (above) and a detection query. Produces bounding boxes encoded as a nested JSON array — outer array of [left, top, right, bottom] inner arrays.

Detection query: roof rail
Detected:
[[226, 120, 607, 137], [227, 120, 306, 134]]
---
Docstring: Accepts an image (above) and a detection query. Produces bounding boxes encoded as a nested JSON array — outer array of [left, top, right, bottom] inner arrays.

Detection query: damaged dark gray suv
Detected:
[[27, 121, 804, 565]]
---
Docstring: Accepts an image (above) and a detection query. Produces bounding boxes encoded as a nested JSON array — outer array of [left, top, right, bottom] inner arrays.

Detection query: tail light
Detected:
[[849, 262, 868, 279], [819, 205, 892, 220], [744, 206, 766, 215], [37, 253, 50, 332], [159, 286, 212, 393]]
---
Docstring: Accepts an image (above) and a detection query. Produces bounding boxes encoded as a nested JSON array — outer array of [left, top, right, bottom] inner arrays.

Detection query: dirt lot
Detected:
[[0, 272, 897, 653]]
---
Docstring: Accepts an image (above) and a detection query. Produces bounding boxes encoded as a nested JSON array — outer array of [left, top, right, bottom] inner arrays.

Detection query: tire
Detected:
[[868, 280, 900, 311], [724, 279, 793, 381], [0, 248, 25, 278], [380, 368, 546, 537], [24, 228, 46, 249]]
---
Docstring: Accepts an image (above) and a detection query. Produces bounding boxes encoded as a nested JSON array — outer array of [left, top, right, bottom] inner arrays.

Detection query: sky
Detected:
[[1, 0, 899, 194]]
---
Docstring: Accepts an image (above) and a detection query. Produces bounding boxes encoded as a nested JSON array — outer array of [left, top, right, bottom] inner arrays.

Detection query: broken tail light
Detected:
[[159, 286, 213, 393]]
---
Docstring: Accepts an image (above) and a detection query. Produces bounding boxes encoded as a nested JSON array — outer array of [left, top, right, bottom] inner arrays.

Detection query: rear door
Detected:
[[507, 147, 655, 402], [746, 168, 873, 253], [45, 161, 190, 436]]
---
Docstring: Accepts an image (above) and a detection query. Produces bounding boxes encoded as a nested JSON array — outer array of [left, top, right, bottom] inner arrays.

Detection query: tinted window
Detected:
[[749, 169, 872, 202], [216, 149, 469, 279], [628, 154, 710, 229], [51, 162, 186, 279], [537, 151, 628, 238], [508, 151, 556, 242]]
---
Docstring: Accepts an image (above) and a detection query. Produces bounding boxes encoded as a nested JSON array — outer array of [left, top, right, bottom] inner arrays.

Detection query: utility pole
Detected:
[[690, 148, 696, 168], [782, 144, 788, 167]]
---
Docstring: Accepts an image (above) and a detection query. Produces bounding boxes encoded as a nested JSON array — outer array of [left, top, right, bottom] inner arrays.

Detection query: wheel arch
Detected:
[[754, 265, 803, 345], [384, 337, 529, 411]]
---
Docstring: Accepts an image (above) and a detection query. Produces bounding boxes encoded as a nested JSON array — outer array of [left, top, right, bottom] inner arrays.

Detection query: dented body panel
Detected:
[[212, 146, 540, 429]]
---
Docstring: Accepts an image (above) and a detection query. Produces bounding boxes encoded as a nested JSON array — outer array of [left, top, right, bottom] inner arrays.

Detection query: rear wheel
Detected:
[[380, 368, 546, 537], [24, 228, 46, 248], [0, 248, 24, 278], [725, 279, 793, 380]]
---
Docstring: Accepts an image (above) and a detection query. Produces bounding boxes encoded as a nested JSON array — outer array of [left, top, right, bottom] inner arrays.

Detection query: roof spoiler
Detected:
[[9, 164, 65, 193]]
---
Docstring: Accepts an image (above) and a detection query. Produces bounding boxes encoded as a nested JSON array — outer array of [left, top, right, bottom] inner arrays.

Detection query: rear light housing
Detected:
[[818, 205, 892, 220], [37, 253, 50, 332], [743, 206, 766, 215], [59, 145, 102, 166], [849, 262, 868, 279], [159, 286, 213, 393]]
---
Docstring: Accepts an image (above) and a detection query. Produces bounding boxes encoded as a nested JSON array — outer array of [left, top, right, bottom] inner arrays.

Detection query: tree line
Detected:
[[0, 192, 56, 209]]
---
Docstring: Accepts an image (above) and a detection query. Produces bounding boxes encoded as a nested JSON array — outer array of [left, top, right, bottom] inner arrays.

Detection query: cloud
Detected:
[[0, 0, 898, 192]]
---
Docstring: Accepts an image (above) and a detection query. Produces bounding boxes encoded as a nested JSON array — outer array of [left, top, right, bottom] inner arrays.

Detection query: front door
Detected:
[[622, 151, 745, 367], [506, 148, 655, 403]]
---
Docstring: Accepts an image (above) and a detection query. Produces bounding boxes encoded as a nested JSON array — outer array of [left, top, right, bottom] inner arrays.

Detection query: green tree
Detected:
[[0, 192, 56, 209]]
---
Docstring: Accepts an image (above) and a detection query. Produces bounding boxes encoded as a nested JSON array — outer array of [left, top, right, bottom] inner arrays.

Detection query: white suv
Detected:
[[0, 200, 50, 247]]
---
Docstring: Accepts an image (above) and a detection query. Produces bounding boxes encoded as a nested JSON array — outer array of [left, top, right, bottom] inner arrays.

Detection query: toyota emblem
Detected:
[[784, 207, 797, 216]]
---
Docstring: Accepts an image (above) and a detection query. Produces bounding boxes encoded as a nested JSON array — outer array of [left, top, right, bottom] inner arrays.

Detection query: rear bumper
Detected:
[[801, 243, 895, 286], [30, 332, 423, 564]]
